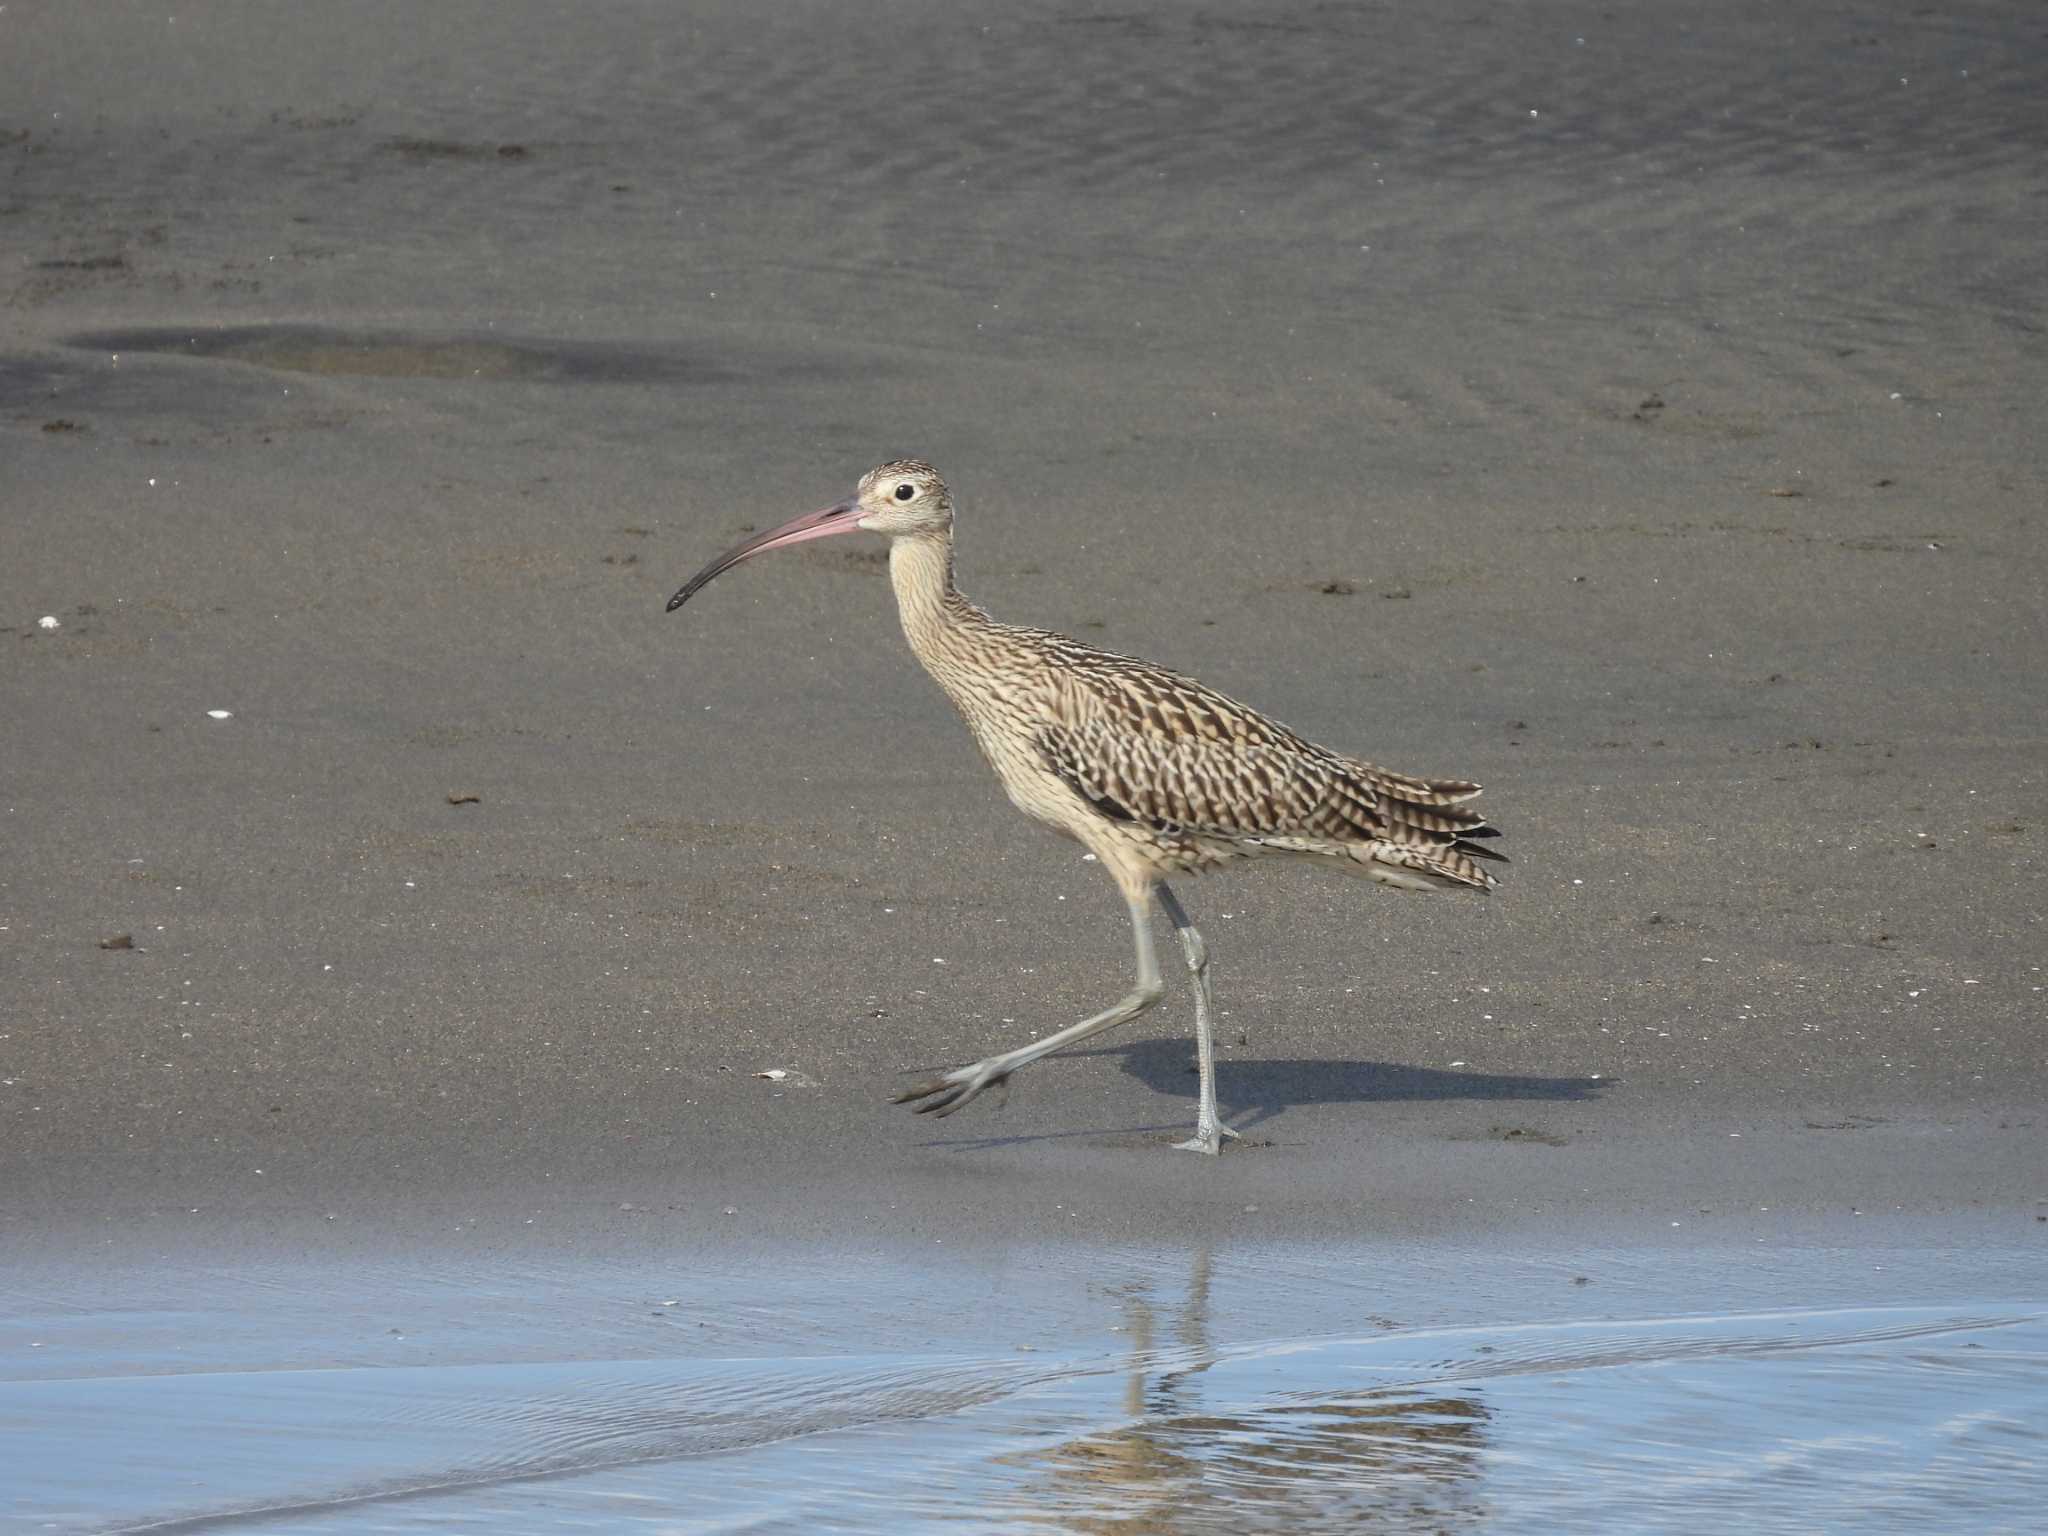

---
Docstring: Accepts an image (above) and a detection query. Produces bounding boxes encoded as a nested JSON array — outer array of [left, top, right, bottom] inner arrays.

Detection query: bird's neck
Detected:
[[888, 530, 985, 667]]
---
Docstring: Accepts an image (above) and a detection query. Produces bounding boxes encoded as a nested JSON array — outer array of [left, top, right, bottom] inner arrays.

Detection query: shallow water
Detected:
[[4, 1239, 2043, 1535]]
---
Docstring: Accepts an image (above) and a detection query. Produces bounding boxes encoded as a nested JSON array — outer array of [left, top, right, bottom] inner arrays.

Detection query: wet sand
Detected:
[[3, 10, 2045, 1516]]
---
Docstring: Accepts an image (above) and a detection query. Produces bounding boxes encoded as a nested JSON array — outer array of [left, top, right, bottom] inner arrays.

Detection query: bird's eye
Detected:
[[894, 483, 916, 501]]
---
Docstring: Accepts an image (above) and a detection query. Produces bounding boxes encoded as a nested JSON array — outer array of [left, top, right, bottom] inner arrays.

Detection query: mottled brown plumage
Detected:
[[668, 460, 1504, 1153]]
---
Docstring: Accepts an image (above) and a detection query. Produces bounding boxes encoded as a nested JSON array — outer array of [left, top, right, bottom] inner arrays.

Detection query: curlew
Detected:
[[667, 461, 1503, 1153]]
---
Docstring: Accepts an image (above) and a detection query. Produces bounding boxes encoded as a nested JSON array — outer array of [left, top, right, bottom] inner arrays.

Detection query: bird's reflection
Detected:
[[1008, 1248, 1491, 1532]]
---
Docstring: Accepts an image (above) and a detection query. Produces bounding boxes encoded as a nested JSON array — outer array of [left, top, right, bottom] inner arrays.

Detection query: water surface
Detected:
[[5, 1238, 2042, 1534]]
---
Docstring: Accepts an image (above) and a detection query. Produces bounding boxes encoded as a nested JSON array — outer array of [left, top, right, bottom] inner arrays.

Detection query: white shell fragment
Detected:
[[752, 1069, 789, 1081], [206, 709, 234, 720], [37, 615, 59, 630]]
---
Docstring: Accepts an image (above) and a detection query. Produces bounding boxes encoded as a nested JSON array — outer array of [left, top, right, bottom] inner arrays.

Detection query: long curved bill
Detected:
[[666, 498, 863, 612]]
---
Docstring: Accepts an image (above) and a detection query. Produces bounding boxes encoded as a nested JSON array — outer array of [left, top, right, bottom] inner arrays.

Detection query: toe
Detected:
[[930, 1071, 1007, 1117]]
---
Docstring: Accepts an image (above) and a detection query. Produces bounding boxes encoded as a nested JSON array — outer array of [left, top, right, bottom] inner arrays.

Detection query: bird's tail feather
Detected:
[[1350, 839, 1499, 891]]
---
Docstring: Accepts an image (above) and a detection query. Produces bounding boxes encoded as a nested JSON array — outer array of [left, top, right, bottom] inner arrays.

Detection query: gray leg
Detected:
[[1157, 883, 1239, 1154], [896, 884, 1167, 1118]]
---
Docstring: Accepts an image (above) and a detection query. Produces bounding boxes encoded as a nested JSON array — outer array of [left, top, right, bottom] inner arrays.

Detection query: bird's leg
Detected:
[[895, 885, 1166, 1119], [1156, 883, 1239, 1155]]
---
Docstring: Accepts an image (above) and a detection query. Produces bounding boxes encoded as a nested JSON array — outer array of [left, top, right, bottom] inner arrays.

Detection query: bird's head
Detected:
[[666, 459, 951, 612], [853, 459, 953, 538]]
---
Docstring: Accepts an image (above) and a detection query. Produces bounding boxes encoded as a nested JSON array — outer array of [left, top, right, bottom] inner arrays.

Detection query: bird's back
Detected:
[[933, 615, 1503, 891]]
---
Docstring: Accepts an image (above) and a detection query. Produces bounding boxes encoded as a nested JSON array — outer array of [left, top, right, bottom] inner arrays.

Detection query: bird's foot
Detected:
[[1173, 1122, 1242, 1156], [893, 1060, 1013, 1119]]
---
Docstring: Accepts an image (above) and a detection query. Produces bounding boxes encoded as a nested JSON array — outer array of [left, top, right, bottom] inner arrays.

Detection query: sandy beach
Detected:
[[3, 1, 2044, 1528]]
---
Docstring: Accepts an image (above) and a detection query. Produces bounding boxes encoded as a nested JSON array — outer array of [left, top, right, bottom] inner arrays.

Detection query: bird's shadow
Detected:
[[1114, 1035, 1607, 1133], [915, 1035, 1607, 1150]]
